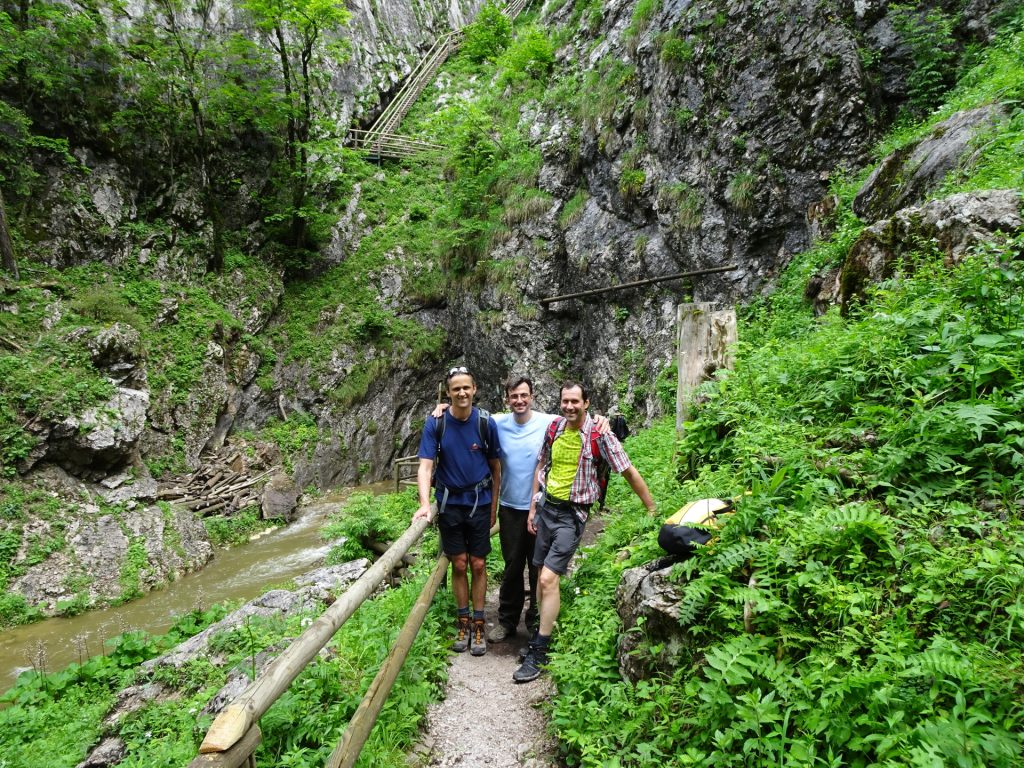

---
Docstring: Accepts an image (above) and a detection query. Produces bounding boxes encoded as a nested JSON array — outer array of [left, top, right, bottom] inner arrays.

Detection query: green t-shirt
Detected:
[[547, 429, 582, 500]]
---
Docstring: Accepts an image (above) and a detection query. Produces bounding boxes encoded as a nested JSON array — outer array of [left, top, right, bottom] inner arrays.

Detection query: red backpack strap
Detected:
[[545, 419, 559, 446]]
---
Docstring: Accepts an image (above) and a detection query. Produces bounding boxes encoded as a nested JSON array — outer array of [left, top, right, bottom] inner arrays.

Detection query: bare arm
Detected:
[[621, 466, 656, 513], [489, 457, 501, 527], [527, 456, 544, 534], [413, 458, 434, 521]]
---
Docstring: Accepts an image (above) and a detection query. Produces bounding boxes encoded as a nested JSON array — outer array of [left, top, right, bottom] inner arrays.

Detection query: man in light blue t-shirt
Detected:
[[489, 377, 556, 641]]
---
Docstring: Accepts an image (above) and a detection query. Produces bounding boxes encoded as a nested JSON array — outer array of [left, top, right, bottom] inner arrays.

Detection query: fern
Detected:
[[701, 635, 774, 687]]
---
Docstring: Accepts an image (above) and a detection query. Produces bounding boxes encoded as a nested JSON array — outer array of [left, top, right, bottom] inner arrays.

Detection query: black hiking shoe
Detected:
[[453, 616, 471, 653], [512, 643, 548, 683], [470, 619, 487, 656]]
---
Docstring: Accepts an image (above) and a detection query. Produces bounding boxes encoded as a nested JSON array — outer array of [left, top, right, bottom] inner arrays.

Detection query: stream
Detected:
[[0, 481, 393, 692]]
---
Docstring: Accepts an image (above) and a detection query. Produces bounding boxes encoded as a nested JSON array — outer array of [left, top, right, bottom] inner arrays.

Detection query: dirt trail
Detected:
[[410, 515, 607, 767], [411, 590, 560, 767]]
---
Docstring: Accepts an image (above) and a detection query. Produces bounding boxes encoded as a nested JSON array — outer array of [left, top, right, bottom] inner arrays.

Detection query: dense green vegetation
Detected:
[[545, 12, 1024, 766]]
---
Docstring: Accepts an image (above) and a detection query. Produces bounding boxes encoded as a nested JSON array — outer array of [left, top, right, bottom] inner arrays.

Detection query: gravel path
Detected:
[[411, 592, 560, 768], [410, 515, 607, 767]]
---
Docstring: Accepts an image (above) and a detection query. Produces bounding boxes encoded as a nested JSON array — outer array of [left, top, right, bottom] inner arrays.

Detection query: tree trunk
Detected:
[[0, 189, 19, 282], [676, 302, 736, 433]]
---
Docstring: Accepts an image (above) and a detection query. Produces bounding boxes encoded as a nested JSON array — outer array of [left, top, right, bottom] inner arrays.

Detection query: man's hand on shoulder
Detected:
[[430, 402, 449, 419], [593, 414, 611, 435]]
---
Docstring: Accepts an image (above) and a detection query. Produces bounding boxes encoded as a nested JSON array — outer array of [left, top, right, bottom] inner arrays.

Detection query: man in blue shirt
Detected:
[[414, 367, 502, 656]]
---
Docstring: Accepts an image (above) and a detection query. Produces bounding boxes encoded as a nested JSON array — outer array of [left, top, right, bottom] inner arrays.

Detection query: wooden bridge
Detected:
[[349, 0, 532, 160]]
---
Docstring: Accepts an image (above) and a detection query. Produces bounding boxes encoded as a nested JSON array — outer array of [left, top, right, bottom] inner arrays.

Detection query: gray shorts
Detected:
[[532, 499, 589, 575]]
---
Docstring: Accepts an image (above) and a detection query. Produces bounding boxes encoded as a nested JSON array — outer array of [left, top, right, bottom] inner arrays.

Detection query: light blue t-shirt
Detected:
[[493, 411, 558, 510]]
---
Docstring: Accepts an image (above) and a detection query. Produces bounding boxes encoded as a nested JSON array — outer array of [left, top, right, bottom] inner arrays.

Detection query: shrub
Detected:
[[459, 3, 512, 63], [618, 168, 645, 202], [658, 182, 703, 230], [660, 36, 695, 68], [497, 26, 554, 87]]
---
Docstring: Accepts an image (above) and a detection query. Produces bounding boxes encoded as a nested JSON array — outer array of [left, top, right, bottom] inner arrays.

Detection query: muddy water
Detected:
[[0, 481, 394, 692]]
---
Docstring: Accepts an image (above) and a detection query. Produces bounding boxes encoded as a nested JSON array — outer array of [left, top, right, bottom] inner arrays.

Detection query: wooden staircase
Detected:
[[351, 1, 531, 160]]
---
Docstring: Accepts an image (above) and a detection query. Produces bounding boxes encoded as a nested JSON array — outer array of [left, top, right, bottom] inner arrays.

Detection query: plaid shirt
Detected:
[[541, 415, 632, 505]]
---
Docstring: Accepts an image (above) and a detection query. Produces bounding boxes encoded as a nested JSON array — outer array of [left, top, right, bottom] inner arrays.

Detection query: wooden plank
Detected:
[[675, 303, 737, 433], [540, 264, 737, 306]]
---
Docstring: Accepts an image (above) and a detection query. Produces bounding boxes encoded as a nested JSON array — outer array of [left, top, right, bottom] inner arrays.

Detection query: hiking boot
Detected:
[[452, 616, 471, 653], [512, 644, 548, 683], [487, 623, 516, 643], [470, 619, 487, 656]]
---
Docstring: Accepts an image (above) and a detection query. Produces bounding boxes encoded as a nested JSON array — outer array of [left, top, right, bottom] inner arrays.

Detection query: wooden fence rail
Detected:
[[393, 454, 419, 492], [325, 552, 451, 768], [539, 264, 739, 306], [348, 129, 443, 159], [190, 517, 432, 764]]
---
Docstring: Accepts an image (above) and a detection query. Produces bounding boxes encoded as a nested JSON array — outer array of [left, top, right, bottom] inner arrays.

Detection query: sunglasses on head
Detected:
[[447, 366, 470, 379]]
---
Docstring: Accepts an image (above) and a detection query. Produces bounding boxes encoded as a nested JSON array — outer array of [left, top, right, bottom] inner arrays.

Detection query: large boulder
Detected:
[[615, 558, 694, 683], [838, 189, 1022, 311], [853, 106, 1007, 221], [47, 387, 149, 475], [261, 472, 300, 522]]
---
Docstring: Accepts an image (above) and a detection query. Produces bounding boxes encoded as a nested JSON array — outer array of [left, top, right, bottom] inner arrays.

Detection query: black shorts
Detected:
[[437, 503, 492, 559], [532, 499, 589, 575]]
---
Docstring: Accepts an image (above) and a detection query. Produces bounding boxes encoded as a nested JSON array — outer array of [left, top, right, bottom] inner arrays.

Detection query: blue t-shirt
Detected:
[[493, 411, 557, 510], [418, 407, 502, 507]]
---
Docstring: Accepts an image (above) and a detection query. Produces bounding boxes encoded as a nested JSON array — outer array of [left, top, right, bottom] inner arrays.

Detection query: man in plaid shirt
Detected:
[[513, 381, 656, 683]]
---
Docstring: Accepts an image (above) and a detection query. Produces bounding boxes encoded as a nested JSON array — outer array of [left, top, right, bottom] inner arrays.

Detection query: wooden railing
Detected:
[[393, 454, 419, 492], [502, 0, 531, 18], [188, 517, 434, 767], [348, 129, 443, 159], [188, 513, 501, 767], [361, 30, 463, 148]]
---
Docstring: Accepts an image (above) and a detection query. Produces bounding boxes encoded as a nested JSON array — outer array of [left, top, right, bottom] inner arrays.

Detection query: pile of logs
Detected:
[[157, 451, 280, 517]]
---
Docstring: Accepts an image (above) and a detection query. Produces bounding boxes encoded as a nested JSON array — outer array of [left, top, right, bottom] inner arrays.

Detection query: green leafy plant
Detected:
[[459, 2, 513, 63]]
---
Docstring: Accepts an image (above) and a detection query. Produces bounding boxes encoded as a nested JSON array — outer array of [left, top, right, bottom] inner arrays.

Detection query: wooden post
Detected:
[[324, 553, 451, 768], [187, 725, 261, 768], [198, 517, 432, 754], [676, 303, 737, 433]]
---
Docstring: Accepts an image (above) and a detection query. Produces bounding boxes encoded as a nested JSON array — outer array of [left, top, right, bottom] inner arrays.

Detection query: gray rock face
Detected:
[[853, 106, 1007, 221], [10, 499, 211, 613], [87, 323, 146, 388], [615, 559, 693, 683], [48, 387, 149, 474], [837, 189, 1023, 311]]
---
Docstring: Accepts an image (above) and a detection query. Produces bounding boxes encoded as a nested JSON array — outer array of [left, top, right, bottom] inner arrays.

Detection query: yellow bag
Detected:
[[658, 498, 733, 557]]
